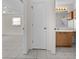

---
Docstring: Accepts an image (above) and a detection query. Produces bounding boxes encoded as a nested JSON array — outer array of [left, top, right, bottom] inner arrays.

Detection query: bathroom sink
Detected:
[[55, 28, 75, 32], [56, 28, 74, 30]]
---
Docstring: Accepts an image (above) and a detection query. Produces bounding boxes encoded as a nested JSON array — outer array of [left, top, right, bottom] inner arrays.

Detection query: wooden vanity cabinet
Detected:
[[56, 32, 73, 47]]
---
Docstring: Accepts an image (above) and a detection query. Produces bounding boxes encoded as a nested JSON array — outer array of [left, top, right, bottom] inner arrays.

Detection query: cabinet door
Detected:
[[56, 32, 65, 47], [64, 32, 73, 47], [56, 32, 73, 47]]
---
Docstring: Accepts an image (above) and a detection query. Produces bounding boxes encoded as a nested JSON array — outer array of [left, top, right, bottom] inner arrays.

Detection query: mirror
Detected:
[[56, 10, 76, 29]]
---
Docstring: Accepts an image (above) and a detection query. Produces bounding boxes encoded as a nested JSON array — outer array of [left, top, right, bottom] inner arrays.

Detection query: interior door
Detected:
[[32, 3, 48, 49]]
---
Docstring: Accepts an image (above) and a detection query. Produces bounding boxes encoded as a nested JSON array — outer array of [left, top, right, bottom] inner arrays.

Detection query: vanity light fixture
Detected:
[[56, 7, 68, 12]]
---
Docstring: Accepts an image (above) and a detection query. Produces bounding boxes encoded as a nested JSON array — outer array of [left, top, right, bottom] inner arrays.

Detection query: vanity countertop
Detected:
[[55, 28, 76, 32]]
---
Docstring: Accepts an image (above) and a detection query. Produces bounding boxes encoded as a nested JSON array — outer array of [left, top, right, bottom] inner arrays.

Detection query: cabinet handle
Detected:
[[54, 28, 56, 30], [44, 27, 47, 30], [23, 28, 24, 30], [31, 6, 34, 9]]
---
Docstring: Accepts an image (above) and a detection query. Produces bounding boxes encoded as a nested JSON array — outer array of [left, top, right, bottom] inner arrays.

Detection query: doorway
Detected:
[[32, 3, 48, 49], [28, 1, 56, 54]]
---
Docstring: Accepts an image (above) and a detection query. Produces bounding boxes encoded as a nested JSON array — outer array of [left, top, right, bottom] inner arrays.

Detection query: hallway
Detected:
[[2, 0, 76, 59]]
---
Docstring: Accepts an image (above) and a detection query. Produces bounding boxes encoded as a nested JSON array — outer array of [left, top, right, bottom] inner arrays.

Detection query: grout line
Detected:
[[35, 50, 38, 59]]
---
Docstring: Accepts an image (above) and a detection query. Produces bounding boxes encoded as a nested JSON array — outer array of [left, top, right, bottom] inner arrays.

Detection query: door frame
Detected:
[[24, 0, 56, 54], [46, 1, 56, 54]]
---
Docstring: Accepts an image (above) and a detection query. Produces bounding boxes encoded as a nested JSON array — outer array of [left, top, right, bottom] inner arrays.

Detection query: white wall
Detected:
[[2, 0, 24, 15], [56, 0, 76, 12], [2, 14, 23, 35], [46, 0, 56, 54], [56, 0, 75, 5], [23, 0, 29, 53], [2, 0, 24, 35], [2, 0, 28, 58], [26, 0, 33, 49]]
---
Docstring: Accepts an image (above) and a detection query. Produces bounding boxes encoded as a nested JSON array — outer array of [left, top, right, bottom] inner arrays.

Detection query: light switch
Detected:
[[12, 17, 21, 26]]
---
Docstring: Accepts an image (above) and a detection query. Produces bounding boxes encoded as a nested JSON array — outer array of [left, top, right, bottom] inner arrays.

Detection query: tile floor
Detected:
[[2, 35, 76, 59], [3, 47, 75, 59], [15, 47, 76, 59]]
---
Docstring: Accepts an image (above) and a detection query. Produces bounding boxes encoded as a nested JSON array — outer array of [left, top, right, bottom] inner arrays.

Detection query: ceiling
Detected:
[[2, 0, 24, 15]]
